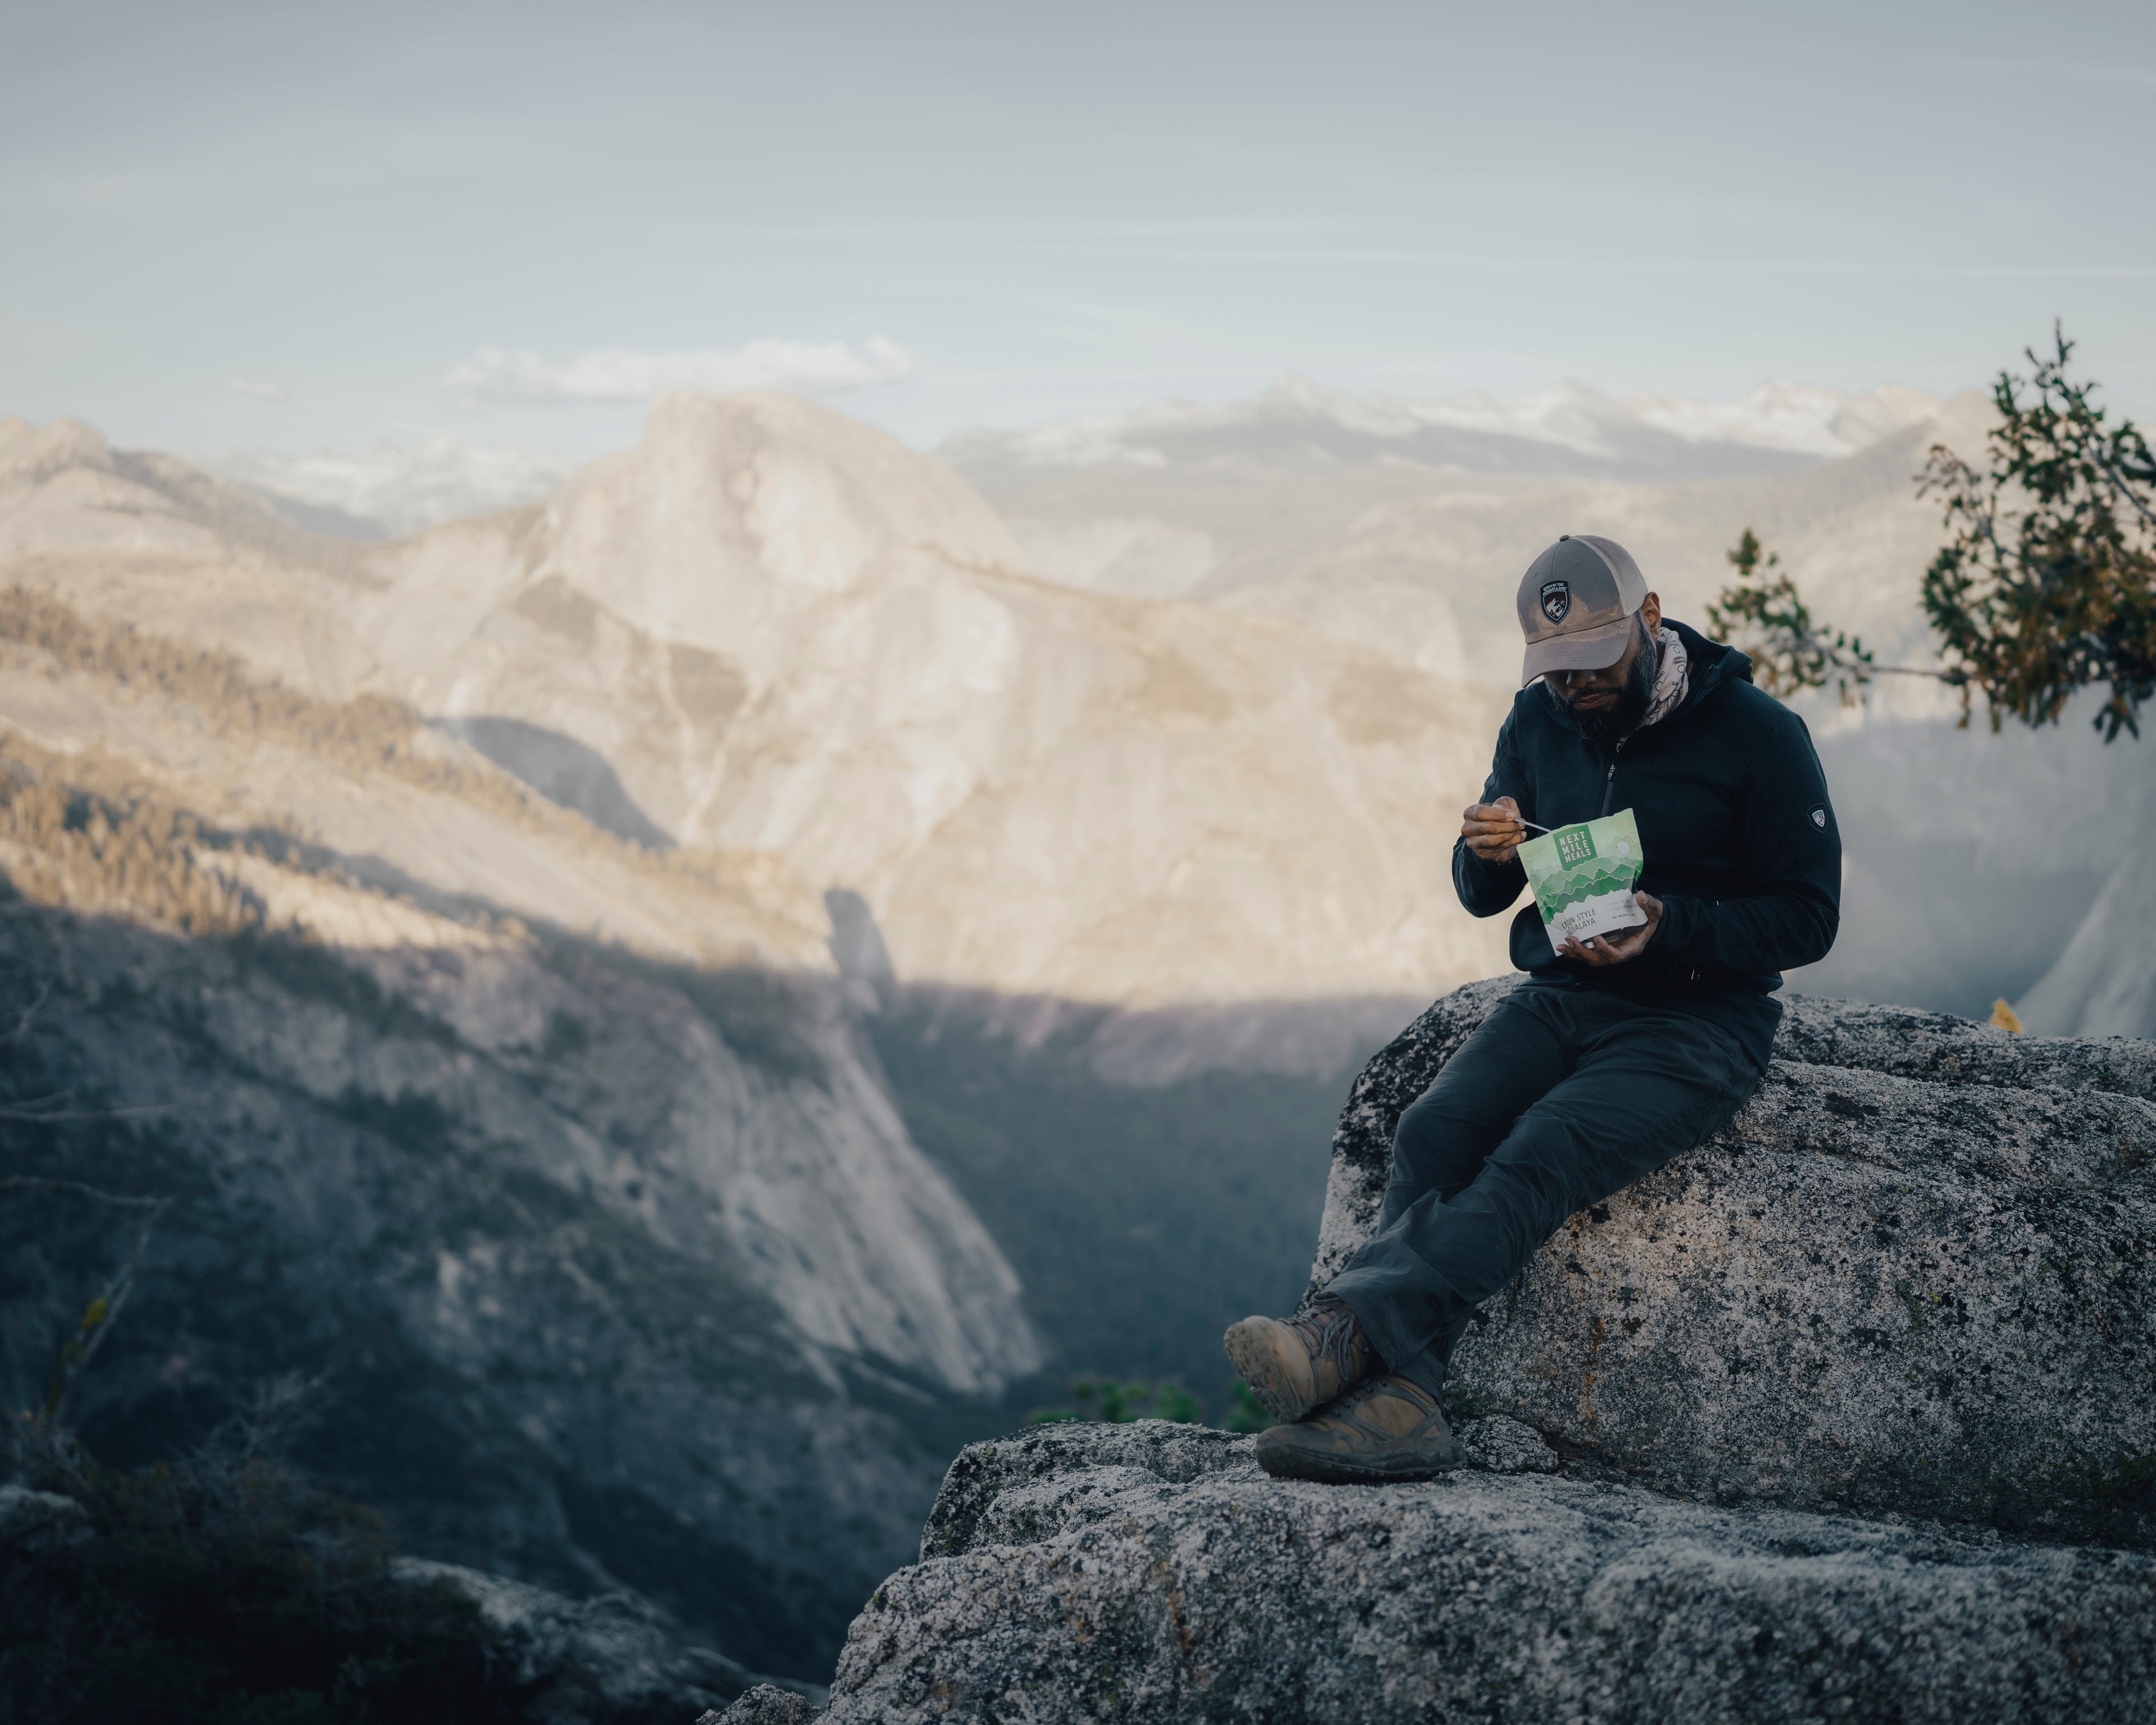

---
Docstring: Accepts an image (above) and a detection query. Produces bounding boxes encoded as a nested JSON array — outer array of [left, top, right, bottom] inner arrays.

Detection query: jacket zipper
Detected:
[[1599, 738, 1625, 817]]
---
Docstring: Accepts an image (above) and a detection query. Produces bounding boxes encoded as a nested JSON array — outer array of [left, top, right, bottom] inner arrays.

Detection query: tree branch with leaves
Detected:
[[1711, 325, 2155, 741], [1919, 324, 2156, 740], [1708, 530, 1895, 703]]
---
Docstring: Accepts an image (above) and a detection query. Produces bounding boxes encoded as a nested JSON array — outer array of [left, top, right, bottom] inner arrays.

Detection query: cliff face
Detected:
[[805, 984, 2156, 1723], [2021, 823, 2156, 1038], [350, 393, 1518, 1006], [0, 587, 1040, 1678], [0, 406, 1515, 1008]]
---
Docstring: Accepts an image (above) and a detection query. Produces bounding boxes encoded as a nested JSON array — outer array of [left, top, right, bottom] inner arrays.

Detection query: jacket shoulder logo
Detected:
[[1810, 806, 1827, 828], [1538, 581, 1571, 624]]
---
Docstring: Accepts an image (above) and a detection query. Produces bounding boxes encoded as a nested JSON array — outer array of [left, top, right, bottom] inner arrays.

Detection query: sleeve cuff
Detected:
[[1653, 892, 1694, 955]]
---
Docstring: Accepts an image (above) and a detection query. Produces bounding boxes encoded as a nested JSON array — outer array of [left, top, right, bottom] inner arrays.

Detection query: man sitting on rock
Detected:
[[1226, 533, 1840, 1482]]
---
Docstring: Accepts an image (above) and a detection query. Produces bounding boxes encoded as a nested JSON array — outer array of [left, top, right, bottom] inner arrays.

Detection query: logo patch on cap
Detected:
[[1811, 806, 1827, 829], [1538, 581, 1571, 625]]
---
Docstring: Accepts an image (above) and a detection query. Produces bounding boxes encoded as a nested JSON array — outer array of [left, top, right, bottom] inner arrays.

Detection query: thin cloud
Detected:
[[446, 337, 915, 403], [228, 378, 286, 400]]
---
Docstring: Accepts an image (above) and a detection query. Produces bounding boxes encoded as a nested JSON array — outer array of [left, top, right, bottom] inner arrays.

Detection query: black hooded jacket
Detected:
[[1451, 618, 1840, 1064]]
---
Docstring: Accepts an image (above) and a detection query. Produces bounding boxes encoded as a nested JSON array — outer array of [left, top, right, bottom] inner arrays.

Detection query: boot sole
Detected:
[[1222, 1317, 1318, 1425], [1254, 1436, 1465, 1485]]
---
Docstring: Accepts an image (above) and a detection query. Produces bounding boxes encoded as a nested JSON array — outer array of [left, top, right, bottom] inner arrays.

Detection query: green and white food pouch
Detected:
[[1518, 809, 1648, 952]]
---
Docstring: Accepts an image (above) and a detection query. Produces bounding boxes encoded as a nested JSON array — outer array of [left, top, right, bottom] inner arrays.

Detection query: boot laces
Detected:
[[1334, 1372, 1436, 1417], [1288, 1292, 1368, 1383]]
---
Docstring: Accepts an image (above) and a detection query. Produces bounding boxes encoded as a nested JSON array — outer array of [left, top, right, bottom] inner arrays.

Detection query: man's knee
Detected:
[[1466, 1143, 1584, 1254], [1384, 998, 1574, 1204], [1483, 1092, 1705, 1229]]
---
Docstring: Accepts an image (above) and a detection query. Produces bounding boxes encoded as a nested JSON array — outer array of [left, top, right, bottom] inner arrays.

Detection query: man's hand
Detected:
[[1558, 893, 1664, 966], [1461, 796, 1528, 864]]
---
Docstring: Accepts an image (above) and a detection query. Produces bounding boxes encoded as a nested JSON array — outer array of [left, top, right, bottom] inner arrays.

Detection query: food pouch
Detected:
[[1517, 808, 1648, 952]]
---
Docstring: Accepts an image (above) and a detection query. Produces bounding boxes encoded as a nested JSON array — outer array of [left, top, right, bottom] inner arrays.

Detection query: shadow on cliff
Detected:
[[847, 974, 1419, 1426], [431, 715, 676, 852], [0, 878, 1436, 1685]]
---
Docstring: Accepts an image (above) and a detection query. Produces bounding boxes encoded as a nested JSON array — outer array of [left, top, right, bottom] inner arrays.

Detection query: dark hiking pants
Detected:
[[1327, 984, 1765, 1398]]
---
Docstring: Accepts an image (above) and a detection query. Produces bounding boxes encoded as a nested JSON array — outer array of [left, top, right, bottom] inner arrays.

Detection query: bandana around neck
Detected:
[[1639, 626, 1689, 730]]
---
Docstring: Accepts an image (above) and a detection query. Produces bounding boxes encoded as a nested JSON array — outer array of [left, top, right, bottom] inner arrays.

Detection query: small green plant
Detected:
[[1224, 1380, 1276, 1434], [1026, 1376, 1204, 1425], [1150, 1381, 1203, 1423]]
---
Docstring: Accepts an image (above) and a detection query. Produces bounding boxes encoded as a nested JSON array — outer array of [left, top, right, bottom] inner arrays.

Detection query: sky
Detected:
[[4, 0, 2154, 466]]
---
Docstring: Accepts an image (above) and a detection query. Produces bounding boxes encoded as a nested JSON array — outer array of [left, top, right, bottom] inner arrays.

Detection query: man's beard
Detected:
[[1567, 626, 1659, 747]]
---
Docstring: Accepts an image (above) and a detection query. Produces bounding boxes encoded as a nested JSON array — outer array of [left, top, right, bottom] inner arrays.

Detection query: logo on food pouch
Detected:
[[1539, 581, 1572, 625], [1555, 826, 1597, 867]]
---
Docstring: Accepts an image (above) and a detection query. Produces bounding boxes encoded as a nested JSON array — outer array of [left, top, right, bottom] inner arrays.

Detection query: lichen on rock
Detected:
[[711, 1684, 821, 1725], [826, 1421, 2156, 1724], [1457, 1413, 1559, 1474], [1315, 980, 2156, 1546]]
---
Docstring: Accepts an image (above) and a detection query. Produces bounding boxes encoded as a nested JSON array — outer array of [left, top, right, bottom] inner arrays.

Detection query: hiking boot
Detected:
[[1253, 1373, 1464, 1484], [1222, 1292, 1375, 1425]]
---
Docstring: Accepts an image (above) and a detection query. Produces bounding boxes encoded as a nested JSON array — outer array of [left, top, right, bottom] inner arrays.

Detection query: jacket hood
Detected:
[[1664, 619, 1750, 720]]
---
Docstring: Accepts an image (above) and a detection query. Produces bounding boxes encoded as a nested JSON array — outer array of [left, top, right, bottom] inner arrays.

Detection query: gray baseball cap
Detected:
[[1515, 535, 1650, 687]]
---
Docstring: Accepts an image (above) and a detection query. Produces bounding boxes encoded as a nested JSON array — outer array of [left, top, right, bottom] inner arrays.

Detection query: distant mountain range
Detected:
[[937, 378, 1981, 658], [201, 375, 1942, 546], [944, 373, 1942, 478]]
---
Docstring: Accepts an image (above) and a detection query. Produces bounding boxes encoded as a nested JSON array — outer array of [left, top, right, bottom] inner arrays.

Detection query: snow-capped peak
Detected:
[[1623, 381, 1943, 458], [945, 376, 1945, 475]]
